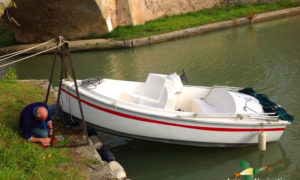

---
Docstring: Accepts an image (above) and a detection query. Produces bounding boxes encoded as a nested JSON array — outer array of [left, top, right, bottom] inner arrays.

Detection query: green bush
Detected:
[[4, 67, 18, 80]]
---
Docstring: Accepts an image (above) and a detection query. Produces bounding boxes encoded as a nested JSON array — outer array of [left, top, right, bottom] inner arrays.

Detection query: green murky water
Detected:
[[3, 15, 300, 179]]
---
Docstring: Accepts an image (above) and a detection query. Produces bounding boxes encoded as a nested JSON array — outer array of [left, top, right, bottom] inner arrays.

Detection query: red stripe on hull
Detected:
[[61, 88, 285, 132]]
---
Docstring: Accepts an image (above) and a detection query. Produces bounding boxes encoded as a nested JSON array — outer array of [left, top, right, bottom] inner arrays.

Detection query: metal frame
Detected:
[[45, 36, 89, 148]]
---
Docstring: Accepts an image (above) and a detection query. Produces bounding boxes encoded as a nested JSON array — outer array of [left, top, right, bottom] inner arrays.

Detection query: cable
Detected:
[[0, 44, 62, 69], [0, 38, 56, 62]]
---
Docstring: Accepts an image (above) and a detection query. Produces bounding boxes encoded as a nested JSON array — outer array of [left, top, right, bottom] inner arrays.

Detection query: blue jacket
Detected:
[[19, 102, 51, 141]]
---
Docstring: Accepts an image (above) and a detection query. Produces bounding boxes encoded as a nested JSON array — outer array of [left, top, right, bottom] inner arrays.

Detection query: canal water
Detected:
[[3, 15, 300, 179]]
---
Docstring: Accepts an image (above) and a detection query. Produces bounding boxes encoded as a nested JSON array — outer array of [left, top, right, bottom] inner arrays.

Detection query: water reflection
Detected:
[[110, 141, 290, 180]]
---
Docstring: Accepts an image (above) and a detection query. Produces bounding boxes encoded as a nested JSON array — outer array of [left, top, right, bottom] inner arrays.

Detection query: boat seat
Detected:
[[139, 87, 175, 110], [165, 73, 183, 93], [190, 98, 217, 113], [119, 73, 182, 110], [120, 87, 175, 110], [190, 88, 236, 113], [119, 91, 140, 104], [119, 73, 167, 104], [136, 73, 168, 101]]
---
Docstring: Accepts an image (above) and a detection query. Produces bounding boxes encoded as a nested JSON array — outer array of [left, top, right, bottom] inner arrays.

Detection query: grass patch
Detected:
[[84, 159, 100, 166], [0, 80, 85, 179], [93, 1, 300, 40], [0, 27, 17, 47]]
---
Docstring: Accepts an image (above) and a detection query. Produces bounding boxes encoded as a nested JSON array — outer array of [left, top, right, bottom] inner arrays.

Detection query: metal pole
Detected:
[[50, 42, 66, 147], [66, 42, 90, 145], [49, 38, 89, 148], [45, 38, 60, 104]]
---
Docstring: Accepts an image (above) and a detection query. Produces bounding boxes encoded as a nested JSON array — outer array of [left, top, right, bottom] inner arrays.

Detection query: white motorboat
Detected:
[[61, 73, 291, 147]]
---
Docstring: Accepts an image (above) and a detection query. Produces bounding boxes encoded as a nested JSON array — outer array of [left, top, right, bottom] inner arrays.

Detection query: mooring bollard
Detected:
[[109, 161, 127, 180]]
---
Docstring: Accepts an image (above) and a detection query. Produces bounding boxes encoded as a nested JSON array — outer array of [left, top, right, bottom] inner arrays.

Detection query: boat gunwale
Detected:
[[65, 113, 266, 147]]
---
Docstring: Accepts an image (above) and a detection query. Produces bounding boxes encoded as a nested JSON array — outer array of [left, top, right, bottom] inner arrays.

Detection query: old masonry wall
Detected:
[[1, 0, 293, 43]]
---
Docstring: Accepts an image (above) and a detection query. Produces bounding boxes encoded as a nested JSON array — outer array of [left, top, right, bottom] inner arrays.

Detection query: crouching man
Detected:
[[19, 102, 55, 145]]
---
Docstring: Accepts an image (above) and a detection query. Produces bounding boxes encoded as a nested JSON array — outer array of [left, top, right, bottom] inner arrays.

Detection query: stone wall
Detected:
[[0, 1, 6, 28], [0, 0, 10, 18], [0, 4, 4, 18], [1, 0, 293, 43], [128, 0, 227, 25], [0, 18, 5, 28], [3, 0, 111, 43], [104, 0, 133, 27]]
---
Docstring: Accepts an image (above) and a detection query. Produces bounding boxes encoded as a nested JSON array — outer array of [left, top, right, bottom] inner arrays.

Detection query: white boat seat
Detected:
[[190, 98, 217, 113], [119, 73, 168, 104], [136, 73, 168, 101], [119, 91, 143, 104], [166, 73, 183, 93], [119, 73, 182, 110], [120, 87, 175, 110], [139, 87, 175, 110], [190, 88, 236, 113]]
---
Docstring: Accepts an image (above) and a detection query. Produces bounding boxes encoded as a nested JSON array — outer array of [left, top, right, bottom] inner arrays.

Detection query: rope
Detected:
[[200, 87, 215, 107], [0, 38, 56, 61], [0, 44, 63, 69]]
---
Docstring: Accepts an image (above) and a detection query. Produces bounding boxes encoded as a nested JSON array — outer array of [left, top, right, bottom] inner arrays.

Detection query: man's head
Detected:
[[34, 107, 48, 121]]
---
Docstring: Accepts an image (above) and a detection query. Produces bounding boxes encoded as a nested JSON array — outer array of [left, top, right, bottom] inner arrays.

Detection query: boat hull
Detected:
[[61, 87, 286, 147]]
